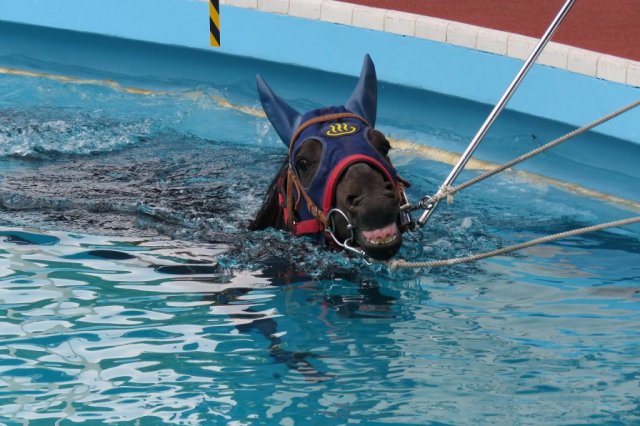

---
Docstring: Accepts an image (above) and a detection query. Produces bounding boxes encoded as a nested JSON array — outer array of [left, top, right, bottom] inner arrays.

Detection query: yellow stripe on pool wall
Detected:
[[0, 67, 265, 116], [209, 0, 220, 47]]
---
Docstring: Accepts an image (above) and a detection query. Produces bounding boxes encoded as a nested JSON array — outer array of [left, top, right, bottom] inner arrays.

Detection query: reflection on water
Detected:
[[0, 228, 403, 423], [1, 225, 639, 424]]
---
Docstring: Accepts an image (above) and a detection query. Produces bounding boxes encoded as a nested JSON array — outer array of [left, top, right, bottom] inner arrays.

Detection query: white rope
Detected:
[[390, 216, 640, 269], [428, 99, 640, 205]]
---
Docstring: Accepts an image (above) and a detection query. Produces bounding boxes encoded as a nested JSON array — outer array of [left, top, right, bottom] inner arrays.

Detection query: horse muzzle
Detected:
[[347, 192, 404, 260]]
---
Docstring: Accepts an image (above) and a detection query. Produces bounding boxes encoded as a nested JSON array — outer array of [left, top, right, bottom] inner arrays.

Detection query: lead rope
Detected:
[[390, 216, 640, 269], [389, 99, 640, 269]]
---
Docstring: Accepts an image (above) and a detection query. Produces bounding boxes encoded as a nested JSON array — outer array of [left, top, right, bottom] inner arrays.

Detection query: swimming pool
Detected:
[[1, 9, 640, 426]]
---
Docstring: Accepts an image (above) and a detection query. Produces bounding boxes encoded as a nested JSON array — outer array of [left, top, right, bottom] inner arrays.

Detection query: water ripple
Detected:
[[1, 66, 639, 425]]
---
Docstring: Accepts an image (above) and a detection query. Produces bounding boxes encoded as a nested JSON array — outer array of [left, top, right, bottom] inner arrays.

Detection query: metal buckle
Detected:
[[325, 208, 371, 263], [398, 186, 415, 231]]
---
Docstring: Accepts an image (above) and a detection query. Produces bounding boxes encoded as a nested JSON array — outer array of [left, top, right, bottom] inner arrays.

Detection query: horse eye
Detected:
[[368, 129, 391, 156], [296, 159, 309, 172]]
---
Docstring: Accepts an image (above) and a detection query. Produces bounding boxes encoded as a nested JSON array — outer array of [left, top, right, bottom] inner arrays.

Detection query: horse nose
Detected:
[[347, 187, 398, 213], [374, 182, 399, 202], [383, 182, 396, 193]]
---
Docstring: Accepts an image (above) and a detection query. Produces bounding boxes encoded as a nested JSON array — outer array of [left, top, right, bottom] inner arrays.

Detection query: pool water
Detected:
[[1, 56, 639, 425]]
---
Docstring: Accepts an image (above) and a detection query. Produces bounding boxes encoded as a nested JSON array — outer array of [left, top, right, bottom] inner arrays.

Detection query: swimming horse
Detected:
[[250, 55, 412, 260]]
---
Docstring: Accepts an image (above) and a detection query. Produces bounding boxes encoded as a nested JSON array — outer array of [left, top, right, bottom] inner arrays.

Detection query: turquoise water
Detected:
[[1, 57, 639, 425]]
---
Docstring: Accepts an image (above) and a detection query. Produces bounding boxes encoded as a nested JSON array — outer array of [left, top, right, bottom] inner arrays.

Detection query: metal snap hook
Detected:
[[325, 208, 370, 262], [326, 208, 355, 239]]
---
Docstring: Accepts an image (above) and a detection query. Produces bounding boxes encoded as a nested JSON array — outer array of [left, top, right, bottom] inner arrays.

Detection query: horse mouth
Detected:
[[361, 223, 399, 245], [356, 222, 402, 260]]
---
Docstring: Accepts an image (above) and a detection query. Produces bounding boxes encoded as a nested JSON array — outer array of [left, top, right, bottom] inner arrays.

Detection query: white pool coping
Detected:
[[219, 0, 640, 87]]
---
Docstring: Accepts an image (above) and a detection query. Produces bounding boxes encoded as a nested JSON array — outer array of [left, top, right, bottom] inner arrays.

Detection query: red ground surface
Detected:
[[341, 0, 640, 61]]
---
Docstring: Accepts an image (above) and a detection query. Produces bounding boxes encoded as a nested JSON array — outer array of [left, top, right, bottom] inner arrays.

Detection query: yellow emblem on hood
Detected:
[[324, 122, 359, 137]]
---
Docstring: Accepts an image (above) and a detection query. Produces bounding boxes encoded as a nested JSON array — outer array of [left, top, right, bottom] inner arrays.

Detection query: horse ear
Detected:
[[344, 54, 377, 127], [256, 75, 303, 145]]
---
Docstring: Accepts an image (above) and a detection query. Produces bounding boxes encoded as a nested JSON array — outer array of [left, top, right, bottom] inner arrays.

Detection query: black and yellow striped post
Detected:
[[209, 0, 220, 47]]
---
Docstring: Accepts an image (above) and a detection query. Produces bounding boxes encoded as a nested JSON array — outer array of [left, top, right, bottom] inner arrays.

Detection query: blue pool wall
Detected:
[[0, 0, 638, 145]]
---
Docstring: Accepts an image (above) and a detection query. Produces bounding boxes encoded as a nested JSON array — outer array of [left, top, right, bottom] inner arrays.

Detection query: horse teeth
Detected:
[[362, 223, 399, 245], [370, 234, 396, 245]]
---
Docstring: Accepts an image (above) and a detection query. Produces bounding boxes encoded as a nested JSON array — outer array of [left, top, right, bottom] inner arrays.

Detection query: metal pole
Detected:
[[417, 0, 576, 227]]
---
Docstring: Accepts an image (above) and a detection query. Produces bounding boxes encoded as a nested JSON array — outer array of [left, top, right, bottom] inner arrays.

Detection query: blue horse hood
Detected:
[[255, 55, 403, 238], [289, 105, 400, 225]]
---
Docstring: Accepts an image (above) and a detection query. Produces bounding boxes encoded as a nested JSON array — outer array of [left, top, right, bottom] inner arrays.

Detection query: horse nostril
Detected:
[[381, 183, 398, 200], [346, 195, 359, 208]]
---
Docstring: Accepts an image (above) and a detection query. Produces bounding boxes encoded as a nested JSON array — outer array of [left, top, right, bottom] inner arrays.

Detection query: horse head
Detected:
[[252, 55, 410, 260]]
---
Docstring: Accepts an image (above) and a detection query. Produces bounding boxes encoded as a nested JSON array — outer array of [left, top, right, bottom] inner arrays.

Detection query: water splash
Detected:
[[0, 107, 152, 158]]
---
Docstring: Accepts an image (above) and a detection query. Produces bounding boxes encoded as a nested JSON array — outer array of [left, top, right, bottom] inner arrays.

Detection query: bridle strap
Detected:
[[287, 166, 328, 226], [285, 167, 296, 230]]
